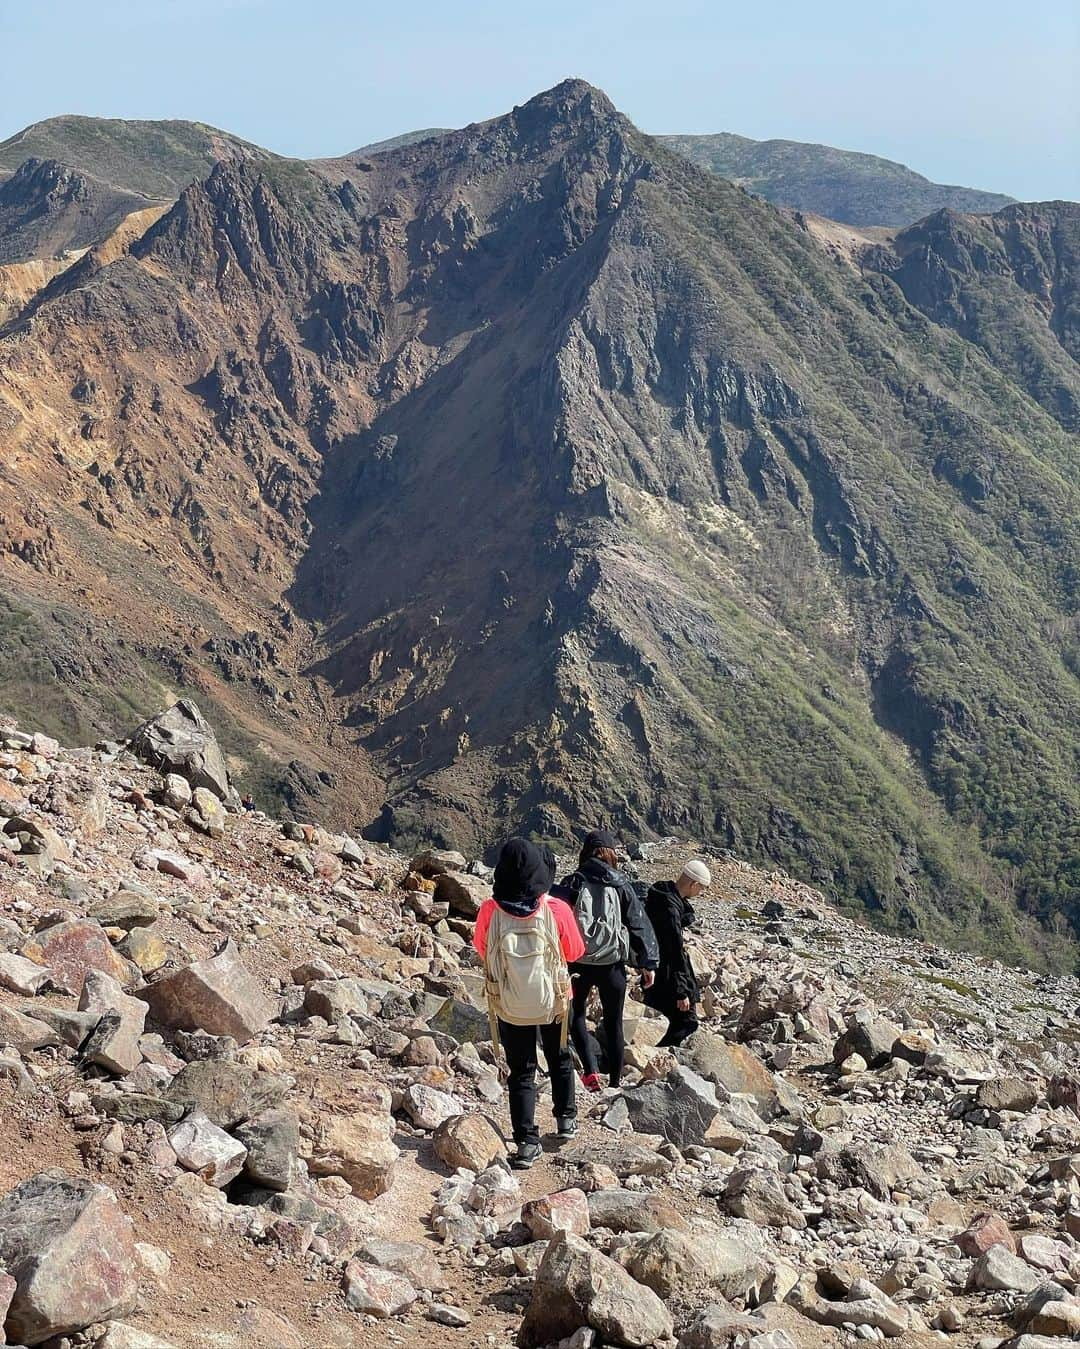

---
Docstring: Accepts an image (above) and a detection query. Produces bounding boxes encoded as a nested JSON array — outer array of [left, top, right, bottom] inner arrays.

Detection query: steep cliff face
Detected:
[[0, 82, 1078, 966], [881, 203, 1080, 428]]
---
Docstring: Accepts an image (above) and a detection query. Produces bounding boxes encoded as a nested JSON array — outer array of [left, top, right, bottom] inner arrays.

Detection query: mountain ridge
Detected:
[[0, 80, 1077, 969]]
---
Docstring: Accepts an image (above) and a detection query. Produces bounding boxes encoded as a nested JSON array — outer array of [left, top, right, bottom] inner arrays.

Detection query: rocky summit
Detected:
[[0, 80, 1077, 968], [1, 706, 1079, 1347]]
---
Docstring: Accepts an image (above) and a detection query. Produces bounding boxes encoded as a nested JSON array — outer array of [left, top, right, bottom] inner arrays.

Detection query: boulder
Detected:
[[433, 871, 488, 918], [974, 1076, 1040, 1112], [168, 1111, 248, 1187], [519, 1231, 672, 1348], [679, 1303, 770, 1348], [308, 1093, 399, 1199], [165, 1060, 289, 1130], [78, 970, 147, 1075], [972, 1246, 1042, 1292], [622, 1227, 767, 1301], [0, 1006, 60, 1053], [88, 891, 161, 930], [97, 1325, 179, 1349], [341, 1260, 418, 1317], [957, 1211, 1016, 1256], [789, 1275, 908, 1336], [20, 919, 135, 994], [138, 938, 275, 1042], [724, 1167, 806, 1229], [0, 1172, 138, 1346], [586, 1188, 687, 1234], [523, 1188, 591, 1239], [402, 1084, 462, 1131], [833, 1008, 901, 1068], [234, 1109, 299, 1192], [303, 978, 369, 1022], [129, 701, 231, 800], [410, 849, 467, 878], [428, 996, 489, 1044], [351, 1238, 448, 1293], [677, 1030, 792, 1119], [120, 927, 168, 975], [189, 786, 226, 837], [622, 1065, 722, 1146], [432, 1113, 506, 1171], [0, 952, 50, 995]]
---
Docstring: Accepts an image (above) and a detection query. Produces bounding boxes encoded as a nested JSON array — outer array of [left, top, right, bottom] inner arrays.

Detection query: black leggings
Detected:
[[570, 962, 627, 1085]]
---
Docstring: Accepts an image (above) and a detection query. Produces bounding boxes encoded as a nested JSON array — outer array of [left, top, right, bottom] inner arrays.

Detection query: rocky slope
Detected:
[[0, 81, 1078, 967], [660, 133, 1015, 228], [1, 706, 1079, 1348]]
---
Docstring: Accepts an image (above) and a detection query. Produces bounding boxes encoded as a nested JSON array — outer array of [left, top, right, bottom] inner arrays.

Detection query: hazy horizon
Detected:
[[0, 0, 1077, 202]]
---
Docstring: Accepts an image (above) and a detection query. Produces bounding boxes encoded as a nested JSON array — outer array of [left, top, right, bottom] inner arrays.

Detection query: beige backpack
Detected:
[[484, 899, 570, 1049]]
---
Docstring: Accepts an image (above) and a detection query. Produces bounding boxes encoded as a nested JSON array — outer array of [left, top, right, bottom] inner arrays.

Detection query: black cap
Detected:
[[582, 828, 619, 855]]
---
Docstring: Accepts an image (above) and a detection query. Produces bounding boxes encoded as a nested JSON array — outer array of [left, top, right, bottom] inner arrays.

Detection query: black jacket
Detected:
[[644, 880, 698, 1002], [555, 858, 659, 970]]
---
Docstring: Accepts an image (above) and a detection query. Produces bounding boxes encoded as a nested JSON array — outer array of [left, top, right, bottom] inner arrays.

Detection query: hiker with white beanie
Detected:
[[643, 859, 711, 1046]]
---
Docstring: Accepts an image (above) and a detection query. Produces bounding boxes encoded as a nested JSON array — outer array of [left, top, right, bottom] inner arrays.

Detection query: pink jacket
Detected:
[[472, 894, 586, 964]]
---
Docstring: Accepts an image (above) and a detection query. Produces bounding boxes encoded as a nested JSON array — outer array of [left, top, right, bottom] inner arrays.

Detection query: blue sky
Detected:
[[1, 0, 1076, 201]]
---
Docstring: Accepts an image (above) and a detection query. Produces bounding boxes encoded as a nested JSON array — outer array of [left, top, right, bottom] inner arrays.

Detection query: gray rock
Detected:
[[622, 1065, 721, 1146], [352, 1238, 449, 1292], [518, 1230, 674, 1348], [973, 1246, 1043, 1293], [622, 1227, 767, 1300], [833, 1008, 902, 1068], [165, 1059, 290, 1129], [138, 938, 276, 1043], [234, 1108, 299, 1192], [129, 700, 232, 800], [724, 1167, 806, 1229]]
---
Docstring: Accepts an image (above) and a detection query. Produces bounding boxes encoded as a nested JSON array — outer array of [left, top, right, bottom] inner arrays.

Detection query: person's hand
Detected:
[[676, 997, 691, 1011], [641, 969, 656, 989]]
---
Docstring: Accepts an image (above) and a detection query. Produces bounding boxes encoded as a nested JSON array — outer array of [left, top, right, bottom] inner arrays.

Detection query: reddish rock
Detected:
[[1049, 1074, 1080, 1117], [0, 1171, 138, 1346], [20, 919, 135, 994], [956, 1211, 1015, 1257], [138, 938, 275, 1043], [342, 1260, 418, 1317], [523, 1188, 591, 1240]]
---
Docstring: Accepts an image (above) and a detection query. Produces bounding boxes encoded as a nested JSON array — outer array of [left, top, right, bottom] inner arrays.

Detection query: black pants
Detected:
[[498, 1018, 575, 1146], [654, 994, 699, 1047], [570, 962, 627, 1085]]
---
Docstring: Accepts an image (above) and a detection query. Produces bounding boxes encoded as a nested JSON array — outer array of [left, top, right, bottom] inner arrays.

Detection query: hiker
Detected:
[[472, 837, 585, 1169], [644, 859, 711, 1046], [556, 829, 658, 1091]]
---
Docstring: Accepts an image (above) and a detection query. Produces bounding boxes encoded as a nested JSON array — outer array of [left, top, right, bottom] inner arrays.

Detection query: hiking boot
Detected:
[[510, 1142, 542, 1170], [581, 1072, 602, 1093], [556, 1116, 578, 1138]]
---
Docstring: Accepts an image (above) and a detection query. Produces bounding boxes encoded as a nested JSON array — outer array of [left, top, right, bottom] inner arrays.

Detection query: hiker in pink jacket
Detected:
[[473, 838, 585, 1169]]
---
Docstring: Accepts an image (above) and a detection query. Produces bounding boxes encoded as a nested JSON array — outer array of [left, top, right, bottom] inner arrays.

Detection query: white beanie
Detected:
[[681, 859, 711, 887]]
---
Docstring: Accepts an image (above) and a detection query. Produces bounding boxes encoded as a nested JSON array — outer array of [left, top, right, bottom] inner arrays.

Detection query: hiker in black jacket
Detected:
[[644, 859, 711, 1046], [555, 829, 659, 1091]]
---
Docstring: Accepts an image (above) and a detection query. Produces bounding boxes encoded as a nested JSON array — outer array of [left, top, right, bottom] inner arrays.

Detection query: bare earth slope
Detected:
[[0, 82, 1078, 966]]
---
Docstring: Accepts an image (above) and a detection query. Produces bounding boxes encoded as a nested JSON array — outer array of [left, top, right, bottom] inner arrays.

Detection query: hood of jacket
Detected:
[[492, 837, 549, 917]]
